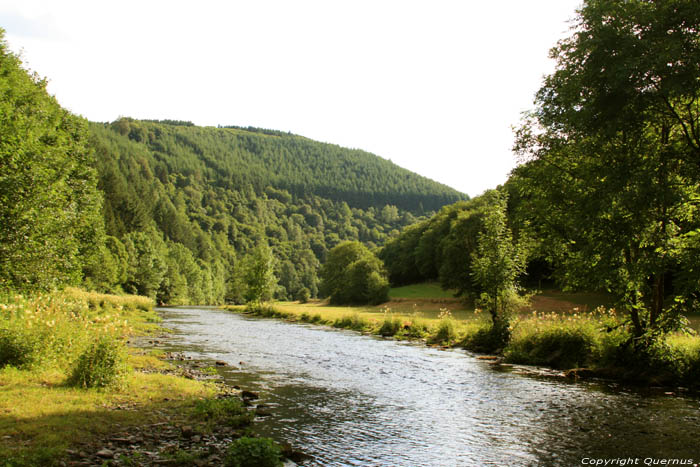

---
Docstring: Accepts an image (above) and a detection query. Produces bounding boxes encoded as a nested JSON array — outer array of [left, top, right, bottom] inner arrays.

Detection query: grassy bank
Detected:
[[228, 297, 700, 388], [0, 288, 280, 466]]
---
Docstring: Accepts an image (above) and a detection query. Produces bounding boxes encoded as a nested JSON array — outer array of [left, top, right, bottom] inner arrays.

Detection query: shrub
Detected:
[[379, 315, 402, 337], [505, 326, 594, 369], [68, 337, 127, 388], [464, 320, 511, 354], [404, 316, 430, 339], [309, 314, 323, 324], [296, 287, 311, 304], [432, 317, 458, 345], [333, 313, 369, 331], [0, 328, 36, 368], [224, 437, 283, 467]]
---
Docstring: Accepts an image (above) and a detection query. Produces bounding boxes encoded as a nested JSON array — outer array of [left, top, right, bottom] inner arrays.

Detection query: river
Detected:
[[158, 307, 699, 466]]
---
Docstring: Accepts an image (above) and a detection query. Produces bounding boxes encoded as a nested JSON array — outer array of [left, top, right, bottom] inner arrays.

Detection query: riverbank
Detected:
[[0, 289, 292, 466], [227, 301, 700, 389]]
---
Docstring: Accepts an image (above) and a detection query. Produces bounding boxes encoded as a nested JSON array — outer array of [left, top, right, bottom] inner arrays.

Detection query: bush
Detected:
[[464, 320, 511, 354], [0, 328, 36, 368], [404, 316, 430, 339], [68, 337, 127, 388], [320, 241, 390, 305], [505, 326, 593, 369], [432, 317, 458, 345], [296, 287, 311, 304], [333, 313, 369, 331], [224, 437, 283, 467], [379, 315, 402, 337]]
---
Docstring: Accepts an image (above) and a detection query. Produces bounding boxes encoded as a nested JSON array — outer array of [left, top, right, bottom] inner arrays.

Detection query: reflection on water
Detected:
[[159, 307, 700, 466]]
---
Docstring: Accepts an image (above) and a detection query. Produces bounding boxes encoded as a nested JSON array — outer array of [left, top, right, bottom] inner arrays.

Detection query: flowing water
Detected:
[[158, 307, 700, 466]]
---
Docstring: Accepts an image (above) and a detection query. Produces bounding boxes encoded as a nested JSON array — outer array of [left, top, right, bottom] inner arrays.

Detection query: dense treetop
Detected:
[[106, 118, 466, 213]]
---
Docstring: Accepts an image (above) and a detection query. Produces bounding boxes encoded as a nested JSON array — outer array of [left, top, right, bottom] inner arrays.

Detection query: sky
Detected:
[[0, 1, 582, 198]]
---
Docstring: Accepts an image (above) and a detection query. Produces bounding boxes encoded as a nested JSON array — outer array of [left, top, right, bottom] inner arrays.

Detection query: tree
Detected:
[[0, 29, 103, 291], [243, 243, 276, 304], [513, 0, 700, 339], [319, 241, 389, 305], [470, 191, 528, 327]]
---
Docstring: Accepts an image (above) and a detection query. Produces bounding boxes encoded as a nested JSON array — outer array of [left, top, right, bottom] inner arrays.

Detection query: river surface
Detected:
[[158, 307, 700, 466]]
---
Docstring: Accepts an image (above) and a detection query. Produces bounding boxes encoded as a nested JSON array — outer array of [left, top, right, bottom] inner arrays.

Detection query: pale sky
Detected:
[[1, 1, 581, 197]]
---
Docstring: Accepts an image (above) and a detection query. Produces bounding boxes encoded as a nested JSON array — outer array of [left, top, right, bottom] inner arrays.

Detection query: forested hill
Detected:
[[102, 119, 466, 213], [86, 118, 467, 304]]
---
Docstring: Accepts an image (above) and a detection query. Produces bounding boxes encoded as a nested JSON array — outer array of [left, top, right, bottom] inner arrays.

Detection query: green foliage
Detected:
[[464, 320, 511, 354], [432, 314, 458, 345], [379, 314, 402, 337], [86, 118, 461, 305], [193, 397, 252, 428], [224, 437, 283, 467], [505, 327, 594, 370], [0, 29, 103, 292], [471, 191, 529, 327], [320, 241, 389, 305], [243, 243, 276, 304], [380, 196, 495, 297], [403, 316, 430, 339], [512, 0, 700, 338], [0, 328, 36, 369], [332, 313, 371, 332], [296, 287, 311, 303], [68, 337, 127, 389]]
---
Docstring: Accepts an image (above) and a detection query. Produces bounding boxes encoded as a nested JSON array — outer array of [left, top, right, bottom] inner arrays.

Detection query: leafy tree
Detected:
[[471, 191, 529, 327], [320, 241, 389, 305], [243, 243, 276, 304], [513, 0, 700, 339], [122, 229, 167, 300], [0, 29, 103, 291]]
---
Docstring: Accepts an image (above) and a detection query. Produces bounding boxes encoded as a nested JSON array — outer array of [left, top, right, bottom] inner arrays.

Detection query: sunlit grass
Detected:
[[389, 283, 457, 300], [0, 288, 219, 464], [0, 365, 215, 460]]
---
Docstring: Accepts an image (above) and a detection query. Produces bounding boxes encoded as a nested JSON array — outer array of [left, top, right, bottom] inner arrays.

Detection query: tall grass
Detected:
[[0, 289, 154, 374]]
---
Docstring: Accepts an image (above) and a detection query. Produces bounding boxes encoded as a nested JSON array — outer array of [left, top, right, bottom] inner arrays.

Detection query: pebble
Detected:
[[96, 448, 114, 458]]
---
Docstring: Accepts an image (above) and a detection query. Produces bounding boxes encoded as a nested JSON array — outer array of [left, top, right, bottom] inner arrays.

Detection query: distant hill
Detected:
[[88, 118, 468, 304], [104, 119, 466, 212]]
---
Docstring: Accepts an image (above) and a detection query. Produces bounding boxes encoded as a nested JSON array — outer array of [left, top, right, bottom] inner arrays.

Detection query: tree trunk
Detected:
[[650, 274, 664, 328]]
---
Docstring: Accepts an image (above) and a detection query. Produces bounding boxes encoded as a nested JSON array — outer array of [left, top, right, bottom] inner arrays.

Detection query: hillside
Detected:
[[88, 118, 468, 304], [103, 119, 465, 212]]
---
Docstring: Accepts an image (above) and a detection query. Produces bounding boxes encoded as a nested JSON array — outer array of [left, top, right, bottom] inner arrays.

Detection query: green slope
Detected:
[[87, 118, 468, 305]]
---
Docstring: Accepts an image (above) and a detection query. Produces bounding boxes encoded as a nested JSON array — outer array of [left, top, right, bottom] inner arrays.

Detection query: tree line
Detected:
[[0, 27, 465, 305], [381, 0, 700, 351]]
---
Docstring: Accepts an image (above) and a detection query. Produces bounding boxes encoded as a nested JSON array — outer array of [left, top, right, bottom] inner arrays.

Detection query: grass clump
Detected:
[[503, 308, 612, 369], [193, 397, 252, 428], [224, 437, 283, 467], [430, 309, 459, 345], [333, 313, 370, 332], [506, 326, 594, 369], [403, 315, 430, 338], [379, 312, 402, 337], [68, 337, 128, 389]]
